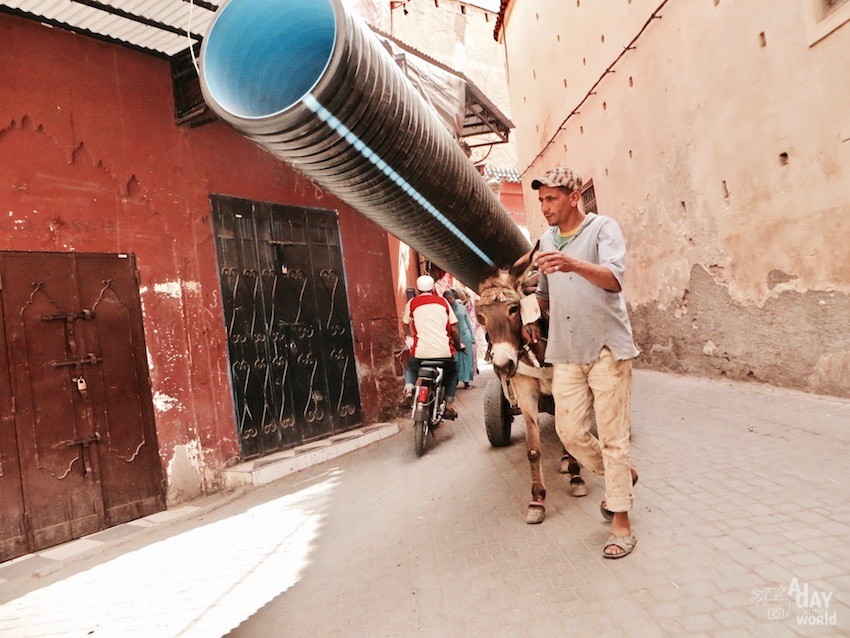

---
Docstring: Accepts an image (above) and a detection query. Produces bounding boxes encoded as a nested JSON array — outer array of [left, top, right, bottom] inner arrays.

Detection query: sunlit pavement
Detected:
[[0, 481, 331, 636], [1, 368, 849, 637]]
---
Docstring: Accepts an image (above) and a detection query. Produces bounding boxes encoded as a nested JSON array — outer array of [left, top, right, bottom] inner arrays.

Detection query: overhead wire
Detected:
[[520, 0, 670, 177], [188, 0, 200, 75]]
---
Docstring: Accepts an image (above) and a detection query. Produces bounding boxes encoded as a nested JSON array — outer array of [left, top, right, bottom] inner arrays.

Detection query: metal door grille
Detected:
[[212, 196, 362, 459]]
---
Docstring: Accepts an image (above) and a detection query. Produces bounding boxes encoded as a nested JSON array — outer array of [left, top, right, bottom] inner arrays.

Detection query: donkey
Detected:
[[476, 245, 586, 524]]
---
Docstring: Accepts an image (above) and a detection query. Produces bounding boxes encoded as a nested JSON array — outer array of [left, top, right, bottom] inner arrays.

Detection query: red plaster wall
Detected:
[[0, 14, 400, 501], [499, 182, 527, 227]]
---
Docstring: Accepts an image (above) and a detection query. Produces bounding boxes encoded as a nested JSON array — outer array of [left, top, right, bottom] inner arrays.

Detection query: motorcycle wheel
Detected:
[[414, 419, 427, 457]]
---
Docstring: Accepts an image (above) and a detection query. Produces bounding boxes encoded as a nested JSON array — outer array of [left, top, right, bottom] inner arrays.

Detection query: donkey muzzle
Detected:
[[490, 342, 519, 379]]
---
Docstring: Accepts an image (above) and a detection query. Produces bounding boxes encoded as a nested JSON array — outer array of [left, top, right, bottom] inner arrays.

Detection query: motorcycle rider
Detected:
[[402, 275, 463, 419]]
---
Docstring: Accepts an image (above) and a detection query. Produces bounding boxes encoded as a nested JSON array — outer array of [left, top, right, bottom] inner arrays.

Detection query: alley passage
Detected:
[[1, 369, 849, 637]]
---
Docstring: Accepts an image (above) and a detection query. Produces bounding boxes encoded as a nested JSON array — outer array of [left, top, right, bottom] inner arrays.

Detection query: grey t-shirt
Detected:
[[536, 213, 640, 364]]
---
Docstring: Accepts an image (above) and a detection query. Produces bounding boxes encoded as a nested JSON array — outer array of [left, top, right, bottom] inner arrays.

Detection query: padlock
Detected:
[[76, 377, 88, 392]]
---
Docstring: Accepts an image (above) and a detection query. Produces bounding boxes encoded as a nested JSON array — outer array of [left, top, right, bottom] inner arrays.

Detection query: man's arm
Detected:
[[522, 297, 550, 345], [535, 251, 621, 292], [402, 300, 414, 348], [450, 325, 464, 351]]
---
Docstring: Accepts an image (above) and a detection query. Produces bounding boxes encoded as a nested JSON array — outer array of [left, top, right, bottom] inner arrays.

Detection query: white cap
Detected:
[[416, 275, 435, 292]]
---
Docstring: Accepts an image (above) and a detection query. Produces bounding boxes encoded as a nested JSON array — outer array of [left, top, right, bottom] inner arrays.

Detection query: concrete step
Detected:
[[222, 422, 400, 488]]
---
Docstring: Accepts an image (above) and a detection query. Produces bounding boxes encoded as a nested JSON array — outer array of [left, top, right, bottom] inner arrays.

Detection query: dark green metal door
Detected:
[[211, 195, 362, 459]]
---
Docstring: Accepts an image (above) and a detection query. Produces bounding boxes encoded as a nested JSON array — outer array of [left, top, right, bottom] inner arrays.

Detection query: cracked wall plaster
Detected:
[[632, 265, 850, 398]]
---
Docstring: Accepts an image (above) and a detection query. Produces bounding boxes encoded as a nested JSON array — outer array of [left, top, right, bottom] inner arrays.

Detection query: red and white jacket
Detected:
[[403, 293, 458, 359]]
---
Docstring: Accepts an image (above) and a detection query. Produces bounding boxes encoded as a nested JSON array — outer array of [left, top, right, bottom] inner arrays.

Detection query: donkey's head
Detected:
[[476, 243, 538, 379]]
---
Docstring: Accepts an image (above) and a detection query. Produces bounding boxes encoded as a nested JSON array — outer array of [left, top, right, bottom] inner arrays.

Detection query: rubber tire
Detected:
[[414, 419, 427, 457], [484, 378, 513, 447]]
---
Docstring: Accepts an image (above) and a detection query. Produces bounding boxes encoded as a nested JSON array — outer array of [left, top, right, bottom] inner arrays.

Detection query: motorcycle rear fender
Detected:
[[413, 404, 430, 422]]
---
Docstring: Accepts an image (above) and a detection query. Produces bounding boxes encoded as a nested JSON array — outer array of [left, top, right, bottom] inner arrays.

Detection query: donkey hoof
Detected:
[[559, 457, 571, 474], [569, 478, 588, 497], [526, 502, 546, 524]]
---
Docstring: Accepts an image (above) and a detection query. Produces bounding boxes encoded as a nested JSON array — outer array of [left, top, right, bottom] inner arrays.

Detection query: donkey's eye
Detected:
[[508, 305, 520, 315], [477, 314, 486, 325]]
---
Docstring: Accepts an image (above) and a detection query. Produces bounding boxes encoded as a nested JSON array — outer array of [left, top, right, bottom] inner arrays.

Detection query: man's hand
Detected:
[[536, 251, 579, 275], [535, 251, 621, 292], [522, 322, 540, 344]]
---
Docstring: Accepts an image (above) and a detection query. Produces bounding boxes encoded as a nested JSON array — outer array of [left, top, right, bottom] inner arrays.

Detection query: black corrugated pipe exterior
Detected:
[[198, 0, 530, 290]]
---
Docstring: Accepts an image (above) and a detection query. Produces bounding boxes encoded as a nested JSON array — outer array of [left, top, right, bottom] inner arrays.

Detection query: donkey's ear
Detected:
[[508, 241, 539, 280]]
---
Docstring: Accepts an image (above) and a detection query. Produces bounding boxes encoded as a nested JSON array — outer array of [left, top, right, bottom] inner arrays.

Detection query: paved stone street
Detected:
[[1, 368, 848, 637]]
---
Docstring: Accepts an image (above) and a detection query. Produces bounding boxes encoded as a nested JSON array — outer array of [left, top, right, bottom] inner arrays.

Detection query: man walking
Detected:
[[532, 167, 640, 558]]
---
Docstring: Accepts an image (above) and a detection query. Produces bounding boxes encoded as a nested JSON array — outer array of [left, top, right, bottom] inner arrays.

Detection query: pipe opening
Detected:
[[202, 0, 336, 119]]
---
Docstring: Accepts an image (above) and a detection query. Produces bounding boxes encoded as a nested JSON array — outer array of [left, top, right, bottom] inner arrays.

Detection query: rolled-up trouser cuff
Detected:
[[604, 495, 634, 513]]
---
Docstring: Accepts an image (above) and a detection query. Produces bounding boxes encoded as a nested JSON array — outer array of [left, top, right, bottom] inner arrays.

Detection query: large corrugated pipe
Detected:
[[198, 0, 530, 290]]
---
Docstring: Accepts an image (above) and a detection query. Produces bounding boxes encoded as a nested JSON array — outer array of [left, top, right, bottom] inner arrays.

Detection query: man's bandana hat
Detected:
[[530, 167, 583, 192]]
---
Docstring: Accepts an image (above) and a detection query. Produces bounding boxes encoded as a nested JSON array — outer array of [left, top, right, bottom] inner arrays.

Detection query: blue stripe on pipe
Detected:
[[303, 93, 495, 268]]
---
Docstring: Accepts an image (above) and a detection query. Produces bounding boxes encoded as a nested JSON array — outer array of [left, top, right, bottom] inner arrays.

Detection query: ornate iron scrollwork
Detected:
[[213, 198, 362, 458]]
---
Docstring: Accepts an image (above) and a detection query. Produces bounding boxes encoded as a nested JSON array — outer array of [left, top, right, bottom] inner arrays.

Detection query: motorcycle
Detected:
[[411, 359, 449, 457]]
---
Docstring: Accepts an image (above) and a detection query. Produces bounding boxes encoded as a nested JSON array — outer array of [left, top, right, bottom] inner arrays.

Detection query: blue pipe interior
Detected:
[[202, 0, 336, 119]]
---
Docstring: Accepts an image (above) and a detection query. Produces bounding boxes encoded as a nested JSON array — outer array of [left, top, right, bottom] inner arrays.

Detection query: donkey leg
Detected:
[[558, 448, 572, 474], [564, 452, 588, 497], [526, 418, 546, 524]]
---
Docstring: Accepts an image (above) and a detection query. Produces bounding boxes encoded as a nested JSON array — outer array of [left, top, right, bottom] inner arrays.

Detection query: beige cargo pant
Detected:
[[552, 347, 634, 512]]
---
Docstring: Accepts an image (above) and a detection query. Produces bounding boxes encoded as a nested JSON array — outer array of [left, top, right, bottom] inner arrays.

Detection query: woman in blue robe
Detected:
[[444, 289, 475, 387]]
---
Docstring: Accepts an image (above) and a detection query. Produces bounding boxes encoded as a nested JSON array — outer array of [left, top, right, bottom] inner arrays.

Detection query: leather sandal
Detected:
[[603, 533, 636, 559]]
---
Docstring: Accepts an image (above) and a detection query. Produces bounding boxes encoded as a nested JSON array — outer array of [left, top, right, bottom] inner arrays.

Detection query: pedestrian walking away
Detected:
[[443, 289, 476, 388], [532, 166, 641, 559]]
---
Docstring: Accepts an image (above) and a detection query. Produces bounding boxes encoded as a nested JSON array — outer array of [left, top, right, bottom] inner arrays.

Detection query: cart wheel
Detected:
[[484, 378, 513, 447]]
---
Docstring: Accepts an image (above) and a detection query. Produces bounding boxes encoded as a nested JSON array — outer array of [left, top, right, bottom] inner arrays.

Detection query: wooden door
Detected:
[[0, 251, 164, 561]]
